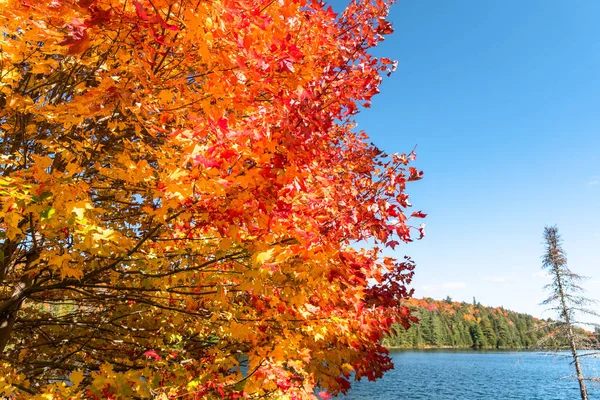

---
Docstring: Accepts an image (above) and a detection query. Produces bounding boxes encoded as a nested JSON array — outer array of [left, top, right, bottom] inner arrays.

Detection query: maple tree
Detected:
[[0, 0, 423, 398]]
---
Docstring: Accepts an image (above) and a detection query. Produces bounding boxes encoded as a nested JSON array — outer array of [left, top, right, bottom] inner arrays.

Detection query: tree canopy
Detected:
[[0, 0, 423, 398], [384, 297, 599, 350]]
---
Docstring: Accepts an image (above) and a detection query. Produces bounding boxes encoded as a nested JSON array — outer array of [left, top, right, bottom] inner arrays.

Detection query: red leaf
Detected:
[[396, 193, 411, 207], [133, 0, 153, 21], [59, 19, 90, 54], [85, 7, 111, 27], [157, 15, 180, 31], [377, 18, 394, 35], [217, 117, 229, 134], [410, 211, 427, 218], [408, 167, 423, 181], [193, 156, 220, 168], [150, 27, 166, 45], [143, 349, 161, 360], [318, 391, 332, 400], [418, 223, 426, 239], [385, 240, 399, 250], [220, 148, 237, 160], [296, 85, 310, 100], [278, 58, 295, 73], [243, 35, 252, 50]]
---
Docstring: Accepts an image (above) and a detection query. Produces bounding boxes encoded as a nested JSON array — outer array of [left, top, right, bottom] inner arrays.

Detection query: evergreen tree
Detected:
[[541, 226, 600, 400], [495, 317, 511, 348], [469, 322, 487, 348], [385, 295, 598, 351], [481, 317, 497, 348]]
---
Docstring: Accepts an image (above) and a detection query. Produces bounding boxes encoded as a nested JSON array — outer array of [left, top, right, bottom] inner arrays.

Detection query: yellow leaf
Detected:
[[219, 238, 232, 251], [70, 370, 84, 387], [255, 248, 274, 265], [92, 227, 116, 242], [32, 155, 52, 170], [61, 264, 83, 280], [71, 201, 92, 220]]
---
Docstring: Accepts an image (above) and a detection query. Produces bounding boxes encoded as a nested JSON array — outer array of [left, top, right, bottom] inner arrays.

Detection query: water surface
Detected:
[[341, 350, 600, 399]]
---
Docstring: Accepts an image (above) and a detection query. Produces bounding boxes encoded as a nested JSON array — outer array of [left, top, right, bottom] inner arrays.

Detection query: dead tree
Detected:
[[541, 226, 599, 400]]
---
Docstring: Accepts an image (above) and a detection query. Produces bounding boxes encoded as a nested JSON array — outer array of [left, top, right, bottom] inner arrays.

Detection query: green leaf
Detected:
[[40, 208, 56, 221], [32, 191, 53, 203]]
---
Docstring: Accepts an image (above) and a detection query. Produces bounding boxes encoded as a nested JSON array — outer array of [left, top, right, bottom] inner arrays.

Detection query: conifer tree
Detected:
[[541, 226, 599, 400]]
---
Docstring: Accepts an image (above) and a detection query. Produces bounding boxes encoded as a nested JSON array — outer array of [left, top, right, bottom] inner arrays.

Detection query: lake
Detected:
[[341, 350, 600, 399]]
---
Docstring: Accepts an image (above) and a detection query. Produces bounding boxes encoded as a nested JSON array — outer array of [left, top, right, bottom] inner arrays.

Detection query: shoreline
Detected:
[[384, 345, 600, 351]]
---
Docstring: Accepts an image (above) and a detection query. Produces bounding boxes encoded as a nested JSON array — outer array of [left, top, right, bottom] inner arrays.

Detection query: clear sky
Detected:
[[334, 0, 600, 321]]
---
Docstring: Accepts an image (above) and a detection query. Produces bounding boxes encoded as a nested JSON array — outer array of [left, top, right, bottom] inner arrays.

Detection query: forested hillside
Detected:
[[384, 297, 598, 349]]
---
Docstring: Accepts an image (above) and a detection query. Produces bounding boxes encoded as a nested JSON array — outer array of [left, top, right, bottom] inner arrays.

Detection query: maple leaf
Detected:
[[70, 370, 85, 387], [133, 0, 152, 21], [386, 240, 400, 249], [318, 391, 332, 400], [216, 117, 229, 134], [59, 19, 90, 54], [408, 167, 424, 181], [157, 15, 180, 31], [193, 155, 220, 168], [256, 249, 275, 265], [418, 223, 426, 239], [77, 0, 95, 7], [85, 7, 111, 27], [143, 349, 162, 360], [278, 58, 295, 73]]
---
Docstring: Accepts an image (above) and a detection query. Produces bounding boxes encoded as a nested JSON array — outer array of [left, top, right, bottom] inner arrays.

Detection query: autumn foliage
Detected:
[[0, 0, 423, 398]]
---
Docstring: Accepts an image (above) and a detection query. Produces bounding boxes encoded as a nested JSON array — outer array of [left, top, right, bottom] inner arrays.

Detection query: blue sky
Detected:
[[336, 1, 600, 320]]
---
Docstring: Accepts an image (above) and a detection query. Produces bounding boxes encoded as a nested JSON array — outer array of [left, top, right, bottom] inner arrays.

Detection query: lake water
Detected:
[[341, 350, 600, 399]]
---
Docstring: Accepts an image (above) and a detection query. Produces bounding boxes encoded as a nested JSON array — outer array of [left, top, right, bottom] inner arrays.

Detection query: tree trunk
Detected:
[[0, 277, 31, 353], [568, 324, 589, 400], [0, 250, 37, 354], [556, 265, 588, 400]]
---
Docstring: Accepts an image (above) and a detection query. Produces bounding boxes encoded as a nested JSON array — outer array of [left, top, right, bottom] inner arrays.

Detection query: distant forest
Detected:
[[384, 297, 600, 349]]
